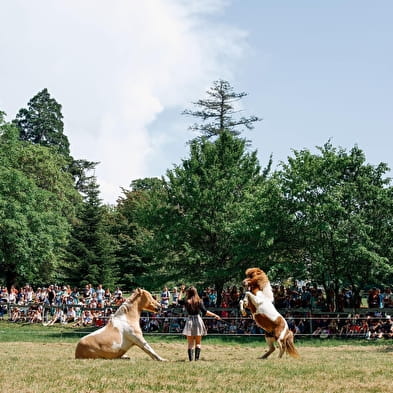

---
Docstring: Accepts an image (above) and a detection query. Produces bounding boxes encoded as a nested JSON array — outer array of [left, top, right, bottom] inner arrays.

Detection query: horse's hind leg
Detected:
[[277, 338, 285, 358], [260, 336, 275, 359]]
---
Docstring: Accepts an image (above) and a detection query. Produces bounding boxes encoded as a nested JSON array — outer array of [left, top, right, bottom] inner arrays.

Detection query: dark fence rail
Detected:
[[1, 301, 392, 339]]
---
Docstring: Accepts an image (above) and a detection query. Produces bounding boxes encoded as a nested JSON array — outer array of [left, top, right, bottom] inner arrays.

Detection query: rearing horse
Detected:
[[240, 269, 300, 360], [75, 288, 167, 361]]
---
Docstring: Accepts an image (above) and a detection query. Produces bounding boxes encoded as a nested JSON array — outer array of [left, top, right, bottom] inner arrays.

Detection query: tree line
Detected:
[[1, 80, 392, 307]]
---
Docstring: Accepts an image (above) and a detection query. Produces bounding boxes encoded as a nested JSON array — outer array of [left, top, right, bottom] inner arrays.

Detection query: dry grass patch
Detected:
[[0, 341, 392, 393]]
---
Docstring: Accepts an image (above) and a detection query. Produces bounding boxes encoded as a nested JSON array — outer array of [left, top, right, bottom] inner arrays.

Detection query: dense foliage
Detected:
[[1, 81, 392, 301]]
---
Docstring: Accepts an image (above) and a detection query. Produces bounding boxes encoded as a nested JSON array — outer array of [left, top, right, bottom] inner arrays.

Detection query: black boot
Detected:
[[195, 347, 201, 361], [187, 349, 194, 361]]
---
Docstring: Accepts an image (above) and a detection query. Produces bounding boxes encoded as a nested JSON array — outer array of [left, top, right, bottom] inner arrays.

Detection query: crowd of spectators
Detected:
[[0, 282, 392, 339]]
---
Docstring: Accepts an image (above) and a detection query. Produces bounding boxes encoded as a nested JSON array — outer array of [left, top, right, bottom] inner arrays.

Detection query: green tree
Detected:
[[136, 132, 267, 300], [13, 89, 98, 194], [113, 178, 167, 290], [275, 142, 393, 306], [0, 115, 79, 288], [13, 88, 70, 157], [65, 178, 119, 288], [182, 79, 261, 138]]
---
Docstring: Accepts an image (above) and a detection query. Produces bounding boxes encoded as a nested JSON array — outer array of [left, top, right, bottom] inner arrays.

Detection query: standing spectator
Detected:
[[82, 284, 92, 304], [229, 286, 240, 307], [178, 286, 221, 361], [368, 288, 380, 308], [47, 285, 55, 305], [201, 288, 210, 307], [70, 287, 80, 304], [160, 286, 170, 309], [9, 286, 18, 304], [301, 286, 312, 309], [382, 288, 392, 308], [96, 284, 105, 306], [104, 288, 112, 305], [208, 289, 217, 307], [89, 293, 98, 309], [114, 287, 122, 300], [172, 287, 179, 306], [178, 285, 186, 302]]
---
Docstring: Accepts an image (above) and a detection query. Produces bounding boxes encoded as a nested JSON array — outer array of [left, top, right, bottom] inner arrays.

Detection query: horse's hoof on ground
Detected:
[[120, 355, 130, 359]]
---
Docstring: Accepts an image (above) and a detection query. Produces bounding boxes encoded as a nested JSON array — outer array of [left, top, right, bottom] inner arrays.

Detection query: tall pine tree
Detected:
[[182, 79, 261, 138], [65, 178, 118, 289]]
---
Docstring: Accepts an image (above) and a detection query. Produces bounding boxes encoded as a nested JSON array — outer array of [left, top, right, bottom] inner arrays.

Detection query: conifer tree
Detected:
[[182, 79, 261, 138]]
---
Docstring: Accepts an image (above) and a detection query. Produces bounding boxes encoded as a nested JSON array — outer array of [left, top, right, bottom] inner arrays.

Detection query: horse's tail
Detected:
[[285, 330, 300, 358]]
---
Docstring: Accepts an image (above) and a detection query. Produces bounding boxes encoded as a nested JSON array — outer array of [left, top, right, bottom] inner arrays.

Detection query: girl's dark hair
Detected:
[[186, 286, 201, 313]]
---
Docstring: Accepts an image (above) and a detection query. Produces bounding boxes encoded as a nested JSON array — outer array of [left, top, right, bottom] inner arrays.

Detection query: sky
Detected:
[[1, 0, 392, 204]]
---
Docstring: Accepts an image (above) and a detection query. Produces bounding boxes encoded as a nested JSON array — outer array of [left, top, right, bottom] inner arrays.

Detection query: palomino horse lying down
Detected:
[[75, 288, 166, 361], [240, 268, 299, 360]]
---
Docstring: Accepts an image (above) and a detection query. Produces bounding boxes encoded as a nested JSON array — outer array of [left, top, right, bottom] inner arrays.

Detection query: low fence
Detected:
[[1, 301, 392, 339]]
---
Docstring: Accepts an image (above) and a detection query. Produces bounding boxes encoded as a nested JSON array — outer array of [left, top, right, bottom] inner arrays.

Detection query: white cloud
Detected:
[[0, 0, 247, 203]]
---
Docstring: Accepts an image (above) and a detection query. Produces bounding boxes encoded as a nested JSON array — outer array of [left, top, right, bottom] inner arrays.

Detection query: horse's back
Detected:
[[75, 323, 127, 359]]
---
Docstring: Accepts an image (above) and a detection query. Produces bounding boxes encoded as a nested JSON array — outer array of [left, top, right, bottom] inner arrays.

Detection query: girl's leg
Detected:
[[187, 336, 195, 361], [195, 336, 202, 360]]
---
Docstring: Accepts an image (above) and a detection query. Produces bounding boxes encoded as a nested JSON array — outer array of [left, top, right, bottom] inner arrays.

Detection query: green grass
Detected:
[[1, 321, 392, 393]]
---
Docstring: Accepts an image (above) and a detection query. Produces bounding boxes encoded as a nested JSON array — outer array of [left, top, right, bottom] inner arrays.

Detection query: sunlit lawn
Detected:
[[0, 322, 392, 393]]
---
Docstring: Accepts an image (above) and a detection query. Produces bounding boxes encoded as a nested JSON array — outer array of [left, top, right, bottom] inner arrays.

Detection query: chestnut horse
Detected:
[[75, 288, 167, 361], [240, 268, 299, 359]]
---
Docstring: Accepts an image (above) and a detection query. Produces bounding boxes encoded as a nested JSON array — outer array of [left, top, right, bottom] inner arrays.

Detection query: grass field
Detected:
[[1, 322, 392, 393]]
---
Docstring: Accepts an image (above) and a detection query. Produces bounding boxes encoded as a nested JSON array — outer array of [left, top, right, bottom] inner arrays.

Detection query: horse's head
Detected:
[[137, 288, 161, 313], [243, 267, 269, 294]]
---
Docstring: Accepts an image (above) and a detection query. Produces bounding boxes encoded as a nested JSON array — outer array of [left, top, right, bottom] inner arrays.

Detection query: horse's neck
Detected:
[[116, 300, 141, 319], [257, 284, 274, 303]]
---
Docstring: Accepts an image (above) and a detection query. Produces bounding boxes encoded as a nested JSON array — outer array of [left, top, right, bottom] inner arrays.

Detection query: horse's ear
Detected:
[[136, 288, 142, 294]]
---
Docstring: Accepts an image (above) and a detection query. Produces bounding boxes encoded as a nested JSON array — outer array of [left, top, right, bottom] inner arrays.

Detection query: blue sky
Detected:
[[1, 1, 392, 203], [219, 1, 393, 171]]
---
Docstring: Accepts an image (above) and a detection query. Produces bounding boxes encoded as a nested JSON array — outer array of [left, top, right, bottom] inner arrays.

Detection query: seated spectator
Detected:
[[65, 307, 77, 323], [228, 320, 237, 334], [10, 307, 21, 322], [29, 305, 43, 323], [381, 315, 393, 338], [169, 318, 181, 333], [44, 308, 65, 326], [82, 310, 94, 326]]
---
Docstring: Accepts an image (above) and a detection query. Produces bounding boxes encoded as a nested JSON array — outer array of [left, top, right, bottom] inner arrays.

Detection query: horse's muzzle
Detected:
[[242, 278, 250, 287]]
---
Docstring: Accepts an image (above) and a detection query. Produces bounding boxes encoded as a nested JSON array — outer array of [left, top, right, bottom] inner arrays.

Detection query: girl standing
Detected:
[[180, 286, 221, 361]]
